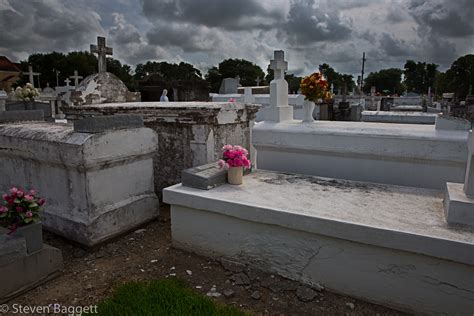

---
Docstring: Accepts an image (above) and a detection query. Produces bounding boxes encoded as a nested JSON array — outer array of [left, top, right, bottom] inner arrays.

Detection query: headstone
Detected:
[[256, 77, 261, 86], [243, 87, 255, 103], [73, 115, 144, 133], [41, 83, 55, 96], [90, 36, 113, 73], [64, 78, 71, 87], [70, 70, 83, 87], [219, 78, 239, 94], [181, 162, 227, 190], [0, 110, 45, 123], [262, 50, 293, 122], [444, 130, 474, 227]]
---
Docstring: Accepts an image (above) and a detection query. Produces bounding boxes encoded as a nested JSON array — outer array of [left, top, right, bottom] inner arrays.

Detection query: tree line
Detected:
[[16, 51, 473, 99], [363, 54, 474, 99]]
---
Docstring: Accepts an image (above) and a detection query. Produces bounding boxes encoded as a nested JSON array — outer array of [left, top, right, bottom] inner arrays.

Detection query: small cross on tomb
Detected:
[[269, 50, 287, 80], [64, 78, 71, 87], [70, 70, 83, 87], [90, 36, 113, 73], [27, 65, 41, 88]]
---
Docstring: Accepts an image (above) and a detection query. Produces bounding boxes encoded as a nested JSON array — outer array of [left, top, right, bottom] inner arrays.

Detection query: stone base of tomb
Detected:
[[0, 229, 63, 303], [164, 170, 474, 315], [444, 182, 474, 227]]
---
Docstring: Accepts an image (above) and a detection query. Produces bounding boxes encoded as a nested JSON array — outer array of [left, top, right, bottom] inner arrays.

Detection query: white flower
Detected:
[[24, 97, 30, 101]]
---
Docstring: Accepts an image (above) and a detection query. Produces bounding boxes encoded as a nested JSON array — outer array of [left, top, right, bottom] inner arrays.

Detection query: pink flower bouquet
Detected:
[[0, 187, 45, 232], [217, 144, 251, 170]]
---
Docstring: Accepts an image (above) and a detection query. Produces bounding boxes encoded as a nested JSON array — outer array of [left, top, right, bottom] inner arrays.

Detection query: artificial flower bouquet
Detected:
[[0, 186, 45, 233], [300, 72, 331, 103]]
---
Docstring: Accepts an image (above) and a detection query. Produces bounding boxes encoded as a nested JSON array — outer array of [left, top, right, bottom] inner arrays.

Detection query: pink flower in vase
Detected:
[[9, 187, 18, 195], [38, 198, 45, 206], [0, 206, 7, 213], [24, 195, 33, 202], [16, 190, 24, 198], [2, 194, 9, 201], [228, 98, 236, 102], [222, 144, 233, 151], [16, 206, 23, 212], [29, 189, 36, 196], [25, 211, 33, 218], [217, 159, 226, 169]]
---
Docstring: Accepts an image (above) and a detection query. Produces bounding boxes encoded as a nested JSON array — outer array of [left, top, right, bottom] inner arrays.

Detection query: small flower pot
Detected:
[[12, 221, 43, 254], [227, 167, 244, 185]]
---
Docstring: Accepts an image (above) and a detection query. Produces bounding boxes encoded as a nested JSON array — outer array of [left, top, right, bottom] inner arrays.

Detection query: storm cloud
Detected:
[[0, 0, 472, 76]]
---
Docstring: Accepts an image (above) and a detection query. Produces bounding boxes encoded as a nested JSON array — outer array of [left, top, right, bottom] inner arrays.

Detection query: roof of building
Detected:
[[0, 56, 21, 72]]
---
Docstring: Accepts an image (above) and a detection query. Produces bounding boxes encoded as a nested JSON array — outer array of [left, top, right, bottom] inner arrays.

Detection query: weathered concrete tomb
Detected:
[[164, 170, 474, 314], [63, 102, 259, 196], [0, 120, 159, 246]]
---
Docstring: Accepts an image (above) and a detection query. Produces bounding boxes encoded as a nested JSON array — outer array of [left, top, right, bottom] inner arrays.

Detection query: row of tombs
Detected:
[[1, 56, 473, 314]]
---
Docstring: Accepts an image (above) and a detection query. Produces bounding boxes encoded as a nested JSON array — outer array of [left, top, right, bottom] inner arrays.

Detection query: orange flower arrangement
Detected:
[[300, 72, 332, 102]]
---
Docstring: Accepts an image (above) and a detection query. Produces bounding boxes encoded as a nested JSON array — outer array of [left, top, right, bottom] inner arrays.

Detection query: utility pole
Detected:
[[360, 52, 366, 93]]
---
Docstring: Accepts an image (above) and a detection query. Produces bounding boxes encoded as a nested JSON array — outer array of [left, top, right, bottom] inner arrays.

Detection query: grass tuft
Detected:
[[93, 278, 249, 316]]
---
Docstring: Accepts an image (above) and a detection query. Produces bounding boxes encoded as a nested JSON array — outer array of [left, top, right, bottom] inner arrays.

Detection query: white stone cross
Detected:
[[269, 50, 287, 80], [70, 70, 83, 87], [90, 36, 113, 73], [28, 65, 41, 88], [64, 78, 71, 87]]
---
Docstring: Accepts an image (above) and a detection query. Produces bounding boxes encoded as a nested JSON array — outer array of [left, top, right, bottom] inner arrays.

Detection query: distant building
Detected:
[[0, 56, 21, 91]]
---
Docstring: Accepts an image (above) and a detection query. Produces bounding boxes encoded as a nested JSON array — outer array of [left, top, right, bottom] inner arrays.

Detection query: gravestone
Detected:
[[219, 78, 239, 94], [0, 110, 44, 123], [182, 162, 227, 190], [73, 115, 144, 133]]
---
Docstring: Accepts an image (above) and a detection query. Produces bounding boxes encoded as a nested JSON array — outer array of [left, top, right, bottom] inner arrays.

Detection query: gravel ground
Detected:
[[7, 206, 409, 316]]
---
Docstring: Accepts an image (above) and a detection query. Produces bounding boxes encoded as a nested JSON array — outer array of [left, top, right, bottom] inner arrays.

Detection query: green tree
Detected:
[[363, 68, 404, 95], [318, 63, 355, 93], [134, 61, 202, 82], [17, 51, 136, 90], [403, 60, 438, 94], [441, 54, 474, 99], [205, 59, 265, 92]]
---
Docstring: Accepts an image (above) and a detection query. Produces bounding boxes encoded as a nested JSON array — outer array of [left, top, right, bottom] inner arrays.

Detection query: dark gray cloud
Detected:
[[409, 0, 474, 38], [284, 0, 352, 45], [0, 0, 104, 59], [140, 0, 284, 31], [0, 0, 472, 77], [379, 33, 414, 57]]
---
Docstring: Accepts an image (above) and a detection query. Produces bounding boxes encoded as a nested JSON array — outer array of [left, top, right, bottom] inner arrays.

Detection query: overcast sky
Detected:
[[0, 0, 473, 77]]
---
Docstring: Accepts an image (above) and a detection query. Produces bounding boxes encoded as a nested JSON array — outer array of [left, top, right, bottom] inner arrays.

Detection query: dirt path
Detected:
[[8, 206, 407, 315]]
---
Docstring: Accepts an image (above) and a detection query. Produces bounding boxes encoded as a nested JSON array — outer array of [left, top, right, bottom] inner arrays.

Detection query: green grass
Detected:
[[94, 278, 249, 316]]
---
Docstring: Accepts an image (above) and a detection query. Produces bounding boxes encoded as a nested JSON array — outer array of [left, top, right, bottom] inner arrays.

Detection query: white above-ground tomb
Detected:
[[164, 170, 474, 315], [253, 120, 468, 190]]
